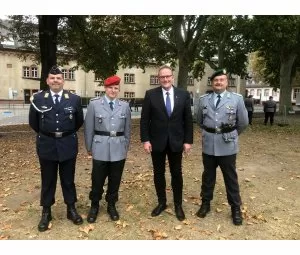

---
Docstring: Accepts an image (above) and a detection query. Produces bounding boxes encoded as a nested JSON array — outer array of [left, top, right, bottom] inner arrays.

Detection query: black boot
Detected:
[[174, 204, 185, 221], [107, 203, 119, 221], [196, 202, 210, 218], [38, 207, 52, 232], [67, 204, 83, 225], [151, 203, 167, 217], [231, 206, 243, 225], [87, 202, 99, 223]]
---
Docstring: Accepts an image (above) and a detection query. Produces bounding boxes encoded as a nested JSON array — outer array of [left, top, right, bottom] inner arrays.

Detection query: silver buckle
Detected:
[[110, 131, 117, 137], [215, 127, 222, 134], [54, 132, 63, 138]]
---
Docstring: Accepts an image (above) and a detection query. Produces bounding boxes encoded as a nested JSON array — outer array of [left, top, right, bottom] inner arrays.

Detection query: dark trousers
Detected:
[[264, 112, 275, 125], [201, 153, 241, 207], [89, 159, 125, 204], [151, 145, 183, 205], [247, 111, 253, 125], [39, 157, 77, 207]]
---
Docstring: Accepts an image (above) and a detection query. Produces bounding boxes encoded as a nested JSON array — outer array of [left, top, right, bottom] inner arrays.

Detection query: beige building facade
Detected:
[[0, 48, 245, 104]]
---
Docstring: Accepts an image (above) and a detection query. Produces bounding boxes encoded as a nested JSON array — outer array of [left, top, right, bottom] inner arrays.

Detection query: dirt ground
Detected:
[[0, 115, 300, 241]]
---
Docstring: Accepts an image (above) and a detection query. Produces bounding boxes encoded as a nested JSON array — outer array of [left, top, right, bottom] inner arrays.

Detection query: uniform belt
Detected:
[[94, 131, 124, 137], [40, 130, 74, 138], [203, 126, 236, 134]]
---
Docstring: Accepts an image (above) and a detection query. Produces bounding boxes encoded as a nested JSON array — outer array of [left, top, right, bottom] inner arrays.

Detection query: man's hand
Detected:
[[143, 141, 152, 153], [183, 143, 192, 154]]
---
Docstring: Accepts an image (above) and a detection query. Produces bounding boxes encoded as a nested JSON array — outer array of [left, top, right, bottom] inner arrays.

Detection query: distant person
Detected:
[[196, 68, 248, 225], [84, 75, 131, 222], [134, 99, 139, 112], [263, 96, 277, 125], [244, 95, 254, 125], [140, 65, 193, 221], [29, 66, 84, 232], [129, 98, 134, 112]]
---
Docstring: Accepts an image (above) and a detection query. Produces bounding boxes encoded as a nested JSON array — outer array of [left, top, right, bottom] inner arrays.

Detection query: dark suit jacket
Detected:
[[29, 90, 84, 162], [140, 86, 193, 152]]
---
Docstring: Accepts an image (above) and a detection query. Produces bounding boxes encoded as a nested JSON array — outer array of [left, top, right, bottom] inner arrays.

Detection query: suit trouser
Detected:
[[247, 111, 253, 124], [201, 153, 241, 207], [89, 159, 125, 204], [264, 112, 275, 124], [151, 145, 183, 205], [39, 157, 77, 207]]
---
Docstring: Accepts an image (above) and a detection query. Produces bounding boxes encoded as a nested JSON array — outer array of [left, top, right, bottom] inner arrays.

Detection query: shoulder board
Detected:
[[30, 90, 43, 102], [199, 93, 209, 98], [232, 92, 243, 97], [90, 97, 101, 101], [119, 99, 128, 102]]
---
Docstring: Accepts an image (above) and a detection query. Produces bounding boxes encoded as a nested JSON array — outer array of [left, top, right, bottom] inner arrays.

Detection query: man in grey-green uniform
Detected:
[[84, 75, 131, 223], [196, 69, 248, 225]]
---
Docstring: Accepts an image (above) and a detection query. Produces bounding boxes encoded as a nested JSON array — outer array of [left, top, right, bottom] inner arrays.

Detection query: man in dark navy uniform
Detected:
[[29, 66, 84, 232]]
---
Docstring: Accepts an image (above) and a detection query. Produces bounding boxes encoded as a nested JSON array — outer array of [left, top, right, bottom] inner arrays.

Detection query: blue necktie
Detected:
[[216, 95, 221, 108], [166, 92, 171, 117], [54, 94, 59, 105], [109, 101, 114, 111]]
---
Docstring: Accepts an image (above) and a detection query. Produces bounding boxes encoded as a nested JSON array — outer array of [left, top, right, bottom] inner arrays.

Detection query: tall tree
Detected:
[[249, 16, 300, 112]]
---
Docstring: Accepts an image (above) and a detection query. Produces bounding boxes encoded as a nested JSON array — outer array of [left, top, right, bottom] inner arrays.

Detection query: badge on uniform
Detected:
[[44, 93, 49, 98], [64, 94, 69, 99], [69, 114, 73, 120]]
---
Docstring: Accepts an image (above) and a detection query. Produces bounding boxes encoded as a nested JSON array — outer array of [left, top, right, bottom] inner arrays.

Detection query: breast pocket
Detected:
[[95, 113, 107, 124], [64, 107, 75, 122]]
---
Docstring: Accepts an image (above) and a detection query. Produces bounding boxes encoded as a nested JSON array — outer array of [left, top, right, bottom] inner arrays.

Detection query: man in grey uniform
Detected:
[[84, 75, 131, 222], [196, 69, 248, 225], [263, 96, 277, 125]]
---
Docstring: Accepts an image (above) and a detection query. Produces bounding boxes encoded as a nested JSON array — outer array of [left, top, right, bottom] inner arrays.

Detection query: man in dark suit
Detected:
[[29, 66, 84, 232], [140, 65, 193, 221]]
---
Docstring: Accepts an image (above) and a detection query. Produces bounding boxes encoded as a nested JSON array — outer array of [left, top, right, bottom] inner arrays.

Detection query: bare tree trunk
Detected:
[[279, 52, 297, 113], [177, 55, 190, 90], [38, 15, 59, 90]]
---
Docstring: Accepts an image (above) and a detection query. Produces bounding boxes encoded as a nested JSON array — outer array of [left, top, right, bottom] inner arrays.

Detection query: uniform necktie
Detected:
[[216, 94, 221, 108], [165, 92, 172, 117], [54, 94, 59, 105], [109, 101, 114, 111]]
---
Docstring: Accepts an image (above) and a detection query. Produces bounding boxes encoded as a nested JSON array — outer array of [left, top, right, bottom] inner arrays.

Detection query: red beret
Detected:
[[104, 75, 121, 86]]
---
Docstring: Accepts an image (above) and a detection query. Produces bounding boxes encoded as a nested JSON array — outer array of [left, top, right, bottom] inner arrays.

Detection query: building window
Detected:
[[187, 76, 194, 86], [95, 91, 105, 97], [272, 90, 278, 97], [7, 64, 12, 68], [207, 77, 211, 86], [62, 69, 75, 80], [293, 88, 300, 99], [23, 66, 39, 78], [124, 92, 135, 98], [250, 89, 255, 95], [229, 78, 236, 87], [124, 73, 135, 84], [264, 89, 270, 97], [150, 75, 159, 85], [94, 74, 104, 86], [257, 89, 262, 97]]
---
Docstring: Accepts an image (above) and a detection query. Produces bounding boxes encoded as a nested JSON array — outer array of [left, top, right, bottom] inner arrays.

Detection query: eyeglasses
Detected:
[[158, 75, 173, 79]]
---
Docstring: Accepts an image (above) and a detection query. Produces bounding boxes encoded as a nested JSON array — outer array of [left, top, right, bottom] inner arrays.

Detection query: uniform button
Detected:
[[56, 121, 59, 123], [56, 114, 58, 116], [56, 128, 59, 131], [111, 117, 114, 120], [112, 124, 115, 126]]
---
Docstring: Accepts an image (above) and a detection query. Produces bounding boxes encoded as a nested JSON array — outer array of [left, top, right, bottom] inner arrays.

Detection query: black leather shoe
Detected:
[[231, 207, 243, 225], [175, 205, 185, 221], [151, 203, 167, 217], [196, 203, 210, 218], [107, 203, 119, 221], [87, 206, 99, 223], [38, 207, 52, 232], [67, 205, 83, 225]]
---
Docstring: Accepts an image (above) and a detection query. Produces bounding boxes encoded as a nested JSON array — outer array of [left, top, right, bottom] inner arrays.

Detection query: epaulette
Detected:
[[199, 93, 209, 98], [232, 92, 243, 97], [90, 97, 101, 101], [30, 90, 43, 102]]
